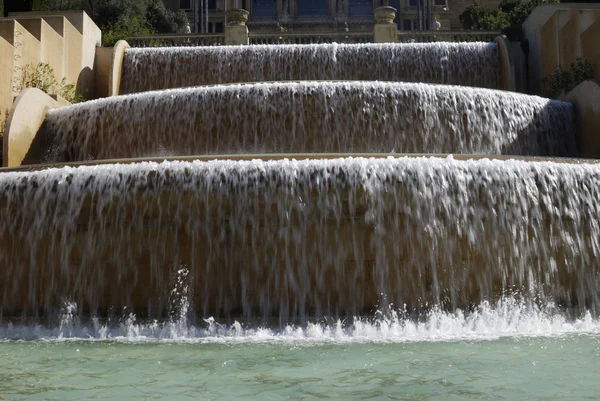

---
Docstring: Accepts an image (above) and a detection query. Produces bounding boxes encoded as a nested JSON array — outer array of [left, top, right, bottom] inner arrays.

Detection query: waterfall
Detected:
[[120, 43, 500, 94], [2, 156, 599, 322], [37, 82, 577, 164]]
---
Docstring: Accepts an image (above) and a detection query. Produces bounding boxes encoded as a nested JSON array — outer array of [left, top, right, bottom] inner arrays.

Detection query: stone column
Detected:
[[562, 79, 600, 159], [494, 35, 516, 92], [225, 9, 249, 45], [374, 6, 397, 43]]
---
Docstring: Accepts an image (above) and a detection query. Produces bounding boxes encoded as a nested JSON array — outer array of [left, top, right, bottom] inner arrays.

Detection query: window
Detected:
[[298, 0, 328, 17], [180, 0, 191, 10], [215, 22, 224, 33], [409, 0, 417, 6], [252, 0, 277, 17], [348, 0, 372, 17], [434, 0, 446, 6], [208, 0, 217, 9], [402, 19, 412, 30]]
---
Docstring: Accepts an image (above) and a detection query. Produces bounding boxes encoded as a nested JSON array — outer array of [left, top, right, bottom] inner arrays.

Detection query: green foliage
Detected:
[[145, 0, 188, 34], [58, 78, 85, 104], [0, 109, 9, 138], [102, 16, 155, 47], [459, 0, 559, 41], [459, 4, 508, 31], [543, 57, 594, 98], [1, 108, 10, 165], [37, 0, 81, 10], [21, 62, 57, 94], [19, 62, 84, 103], [35, 0, 188, 46]]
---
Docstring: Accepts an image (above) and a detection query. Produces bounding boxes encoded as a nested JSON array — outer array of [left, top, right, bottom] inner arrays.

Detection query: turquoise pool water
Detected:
[[2, 301, 600, 400]]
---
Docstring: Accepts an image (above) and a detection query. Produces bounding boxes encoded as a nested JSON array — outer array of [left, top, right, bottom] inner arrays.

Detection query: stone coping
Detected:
[[1, 154, 597, 173]]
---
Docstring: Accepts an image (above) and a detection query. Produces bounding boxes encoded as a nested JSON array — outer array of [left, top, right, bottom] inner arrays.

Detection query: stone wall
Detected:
[[523, 3, 600, 95], [0, 11, 101, 113]]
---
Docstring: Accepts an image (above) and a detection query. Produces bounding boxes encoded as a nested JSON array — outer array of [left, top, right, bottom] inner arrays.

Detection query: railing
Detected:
[[126, 30, 500, 48], [398, 30, 500, 43], [249, 32, 374, 45], [127, 34, 225, 47]]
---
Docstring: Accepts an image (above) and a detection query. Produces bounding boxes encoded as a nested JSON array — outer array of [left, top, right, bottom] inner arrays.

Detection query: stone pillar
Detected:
[[374, 6, 397, 43], [562, 79, 600, 159], [225, 9, 249, 46], [494, 35, 516, 92]]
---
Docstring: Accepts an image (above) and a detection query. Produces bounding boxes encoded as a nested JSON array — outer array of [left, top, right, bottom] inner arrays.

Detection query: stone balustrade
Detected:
[[127, 7, 500, 47], [249, 31, 373, 45], [127, 34, 226, 47]]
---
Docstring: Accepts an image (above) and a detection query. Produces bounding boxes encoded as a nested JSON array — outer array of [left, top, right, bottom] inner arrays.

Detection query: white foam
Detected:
[[1, 157, 600, 326], [42, 82, 577, 162], [120, 42, 500, 93], [1, 297, 599, 343]]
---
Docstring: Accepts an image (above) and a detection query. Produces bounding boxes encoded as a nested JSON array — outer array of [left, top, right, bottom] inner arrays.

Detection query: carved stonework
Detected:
[[374, 6, 397, 25], [226, 9, 250, 26]]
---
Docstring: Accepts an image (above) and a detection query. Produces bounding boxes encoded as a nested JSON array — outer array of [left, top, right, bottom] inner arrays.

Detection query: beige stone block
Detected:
[[14, 18, 65, 81], [494, 35, 515, 92], [563, 80, 600, 159], [2, 88, 70, 167], [541, 14, 558, 80], [523, 3, 600, 95], [0, 23, 15, 113], [80, 12, 102, 98], [61, 18, 83, 93], [559, 18, 578, 69], [578, 10, 600, 32], [0, 20, 42, 104], [94, 40, 130, 98], [9, 11, 102, 99], [581, 20, 600, 79], [225, 25, 249, 46], [94, 47, 112, 99], [374, 24, 397, 44]]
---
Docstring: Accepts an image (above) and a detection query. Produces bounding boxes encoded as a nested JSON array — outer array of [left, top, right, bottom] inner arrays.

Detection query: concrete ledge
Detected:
[[2, 88, 70, 167], [494, 35, 516, 92], [110, 40, 130, 96], [2, 154, 596, 174], [95, 40, 130, 98], [563, 79, 600, 159]]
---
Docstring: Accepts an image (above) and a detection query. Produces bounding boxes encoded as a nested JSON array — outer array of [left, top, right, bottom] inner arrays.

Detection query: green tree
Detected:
[[543, 57, 594, 98], [459, 4, 508, 31], [459, 0, 559, 41], [36, 0, 188, 46]]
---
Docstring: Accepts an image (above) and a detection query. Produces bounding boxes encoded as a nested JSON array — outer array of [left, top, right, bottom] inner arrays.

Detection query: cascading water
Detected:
[[120, 43, 500, 94], [2, 35, 599, 401], [2, 157, 599, 325], [37, 82, 577, 164]]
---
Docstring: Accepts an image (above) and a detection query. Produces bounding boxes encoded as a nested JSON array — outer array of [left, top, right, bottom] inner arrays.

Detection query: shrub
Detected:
[[0, 108, 9, 166], [0, 109, 9, 137], [543, 57, 594, 98], [459, 0, 559, 41], [19, 62, 84, 103]]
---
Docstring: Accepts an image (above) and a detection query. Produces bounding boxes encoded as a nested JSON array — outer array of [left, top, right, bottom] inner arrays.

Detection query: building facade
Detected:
[[162, 0, 500, 34]]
